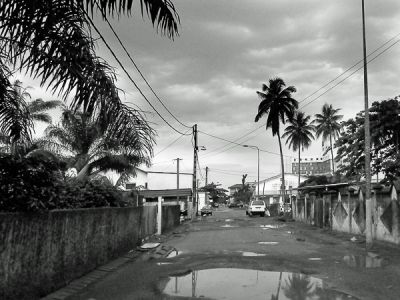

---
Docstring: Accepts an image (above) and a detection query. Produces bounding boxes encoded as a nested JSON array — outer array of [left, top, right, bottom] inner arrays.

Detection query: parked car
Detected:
[[200, 205, 213, 216], [246, 200, 269, 217]]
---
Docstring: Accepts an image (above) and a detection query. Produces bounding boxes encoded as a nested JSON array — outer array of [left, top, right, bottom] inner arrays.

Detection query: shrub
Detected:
[[0, 155, 125, 212]]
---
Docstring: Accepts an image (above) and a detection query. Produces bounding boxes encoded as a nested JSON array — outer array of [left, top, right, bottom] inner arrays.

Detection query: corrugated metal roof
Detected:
[[138, 188, 192, 198]]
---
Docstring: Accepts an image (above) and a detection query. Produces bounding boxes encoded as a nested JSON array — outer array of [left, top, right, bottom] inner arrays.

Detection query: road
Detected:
[[70, 207, 400, 300]]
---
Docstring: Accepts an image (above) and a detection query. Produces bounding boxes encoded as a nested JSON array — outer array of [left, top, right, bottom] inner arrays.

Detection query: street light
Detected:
[[243, 144, 260, 199]]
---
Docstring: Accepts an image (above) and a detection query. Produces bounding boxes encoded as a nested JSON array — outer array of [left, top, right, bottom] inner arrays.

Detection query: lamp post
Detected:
[[243, 144, 260, 199]]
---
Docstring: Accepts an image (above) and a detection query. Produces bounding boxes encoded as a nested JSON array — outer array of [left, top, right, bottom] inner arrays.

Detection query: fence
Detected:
[[0, 204, 180, 300], [293, 184, 400, 244]]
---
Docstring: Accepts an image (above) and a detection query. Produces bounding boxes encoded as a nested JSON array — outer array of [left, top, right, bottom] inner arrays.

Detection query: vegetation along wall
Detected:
[[0, 205, 179, 299]]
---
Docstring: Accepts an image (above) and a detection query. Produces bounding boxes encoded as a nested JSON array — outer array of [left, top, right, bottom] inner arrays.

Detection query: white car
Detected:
[[246, 200, 268, 217]]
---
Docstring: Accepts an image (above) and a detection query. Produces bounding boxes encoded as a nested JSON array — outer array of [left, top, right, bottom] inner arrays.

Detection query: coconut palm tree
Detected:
[[28, 98, 62, 124], [283, 273, 315, 300], [39, 108, 152, 182], [282, 111, 315, 186], [314, 104, 343, 174], [255, 77, 298, 201], [0, 0, 179, 147]]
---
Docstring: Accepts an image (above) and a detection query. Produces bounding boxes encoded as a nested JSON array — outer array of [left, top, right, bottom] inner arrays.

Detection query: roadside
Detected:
[[44, 208, 400, 299]]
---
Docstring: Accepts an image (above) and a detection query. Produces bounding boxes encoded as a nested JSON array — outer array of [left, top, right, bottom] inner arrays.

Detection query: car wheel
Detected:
[[261, 212, 265, 217]]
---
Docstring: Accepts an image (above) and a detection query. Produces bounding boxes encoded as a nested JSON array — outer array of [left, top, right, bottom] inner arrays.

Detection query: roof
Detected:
[[259, 173, 308, 183], [138, 188, 192, 198], [296, 182, 350, 191], [228, 184, 242, 189]]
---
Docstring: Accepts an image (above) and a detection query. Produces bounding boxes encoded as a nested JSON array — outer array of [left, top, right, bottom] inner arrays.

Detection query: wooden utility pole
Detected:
[[173, 158, 182, 203], [205, 166, 209, 186], [362, 0, 373, 248], [192, 124, 198, 217]]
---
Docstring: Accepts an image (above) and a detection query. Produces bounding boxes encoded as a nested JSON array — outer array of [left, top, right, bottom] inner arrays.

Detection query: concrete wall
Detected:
[[0, 205, 179, 300], [293, 185, 400, 245], [162, 205, 180, 233]]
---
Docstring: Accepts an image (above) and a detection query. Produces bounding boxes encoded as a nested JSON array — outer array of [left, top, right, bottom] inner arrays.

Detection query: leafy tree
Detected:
[[282, 111, 315, 186], [255, 77, 298, 200], [198, 182, 228, 203], [232, 174, 253, 204], [39, 108, 151, 182], [335, 96, 400, 182], [0, 0, 179, 146], [314, 104, 343, 174]]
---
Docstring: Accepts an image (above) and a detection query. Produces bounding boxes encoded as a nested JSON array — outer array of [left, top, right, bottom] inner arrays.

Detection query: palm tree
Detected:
[[283, 273, 315, 300], [282, 111, 315, 186], [28, 98, 62, 124], [39, 108, 151, 182], [0, 0, 179, 146], [0, 80, 62, 155], [314, 104, 343, 174], [255, 77, 298, 202]]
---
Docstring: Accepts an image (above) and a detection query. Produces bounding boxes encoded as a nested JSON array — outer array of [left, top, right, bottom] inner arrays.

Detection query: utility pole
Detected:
[[205, 166, 209, 186], [362, 0, 373, 248], [173, 158, 182, 204], [192, 124, 198, 217]]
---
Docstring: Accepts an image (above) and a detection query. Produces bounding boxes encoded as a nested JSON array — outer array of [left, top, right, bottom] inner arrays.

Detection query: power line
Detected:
[[95, 1, 192, 129], [199, 130, 294, 158], [299, 32, 400, 104], [301, 38, 400, 109], [154, 128, 192, 157], [85, 11, 191, 136]]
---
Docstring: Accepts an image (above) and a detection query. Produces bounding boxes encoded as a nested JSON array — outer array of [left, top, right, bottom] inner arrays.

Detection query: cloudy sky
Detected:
[[26, 0, 400, 190]]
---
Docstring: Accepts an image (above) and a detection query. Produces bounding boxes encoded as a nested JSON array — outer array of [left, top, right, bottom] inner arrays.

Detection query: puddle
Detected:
[[258, 242, 279, 245], [167, 250, 183, 258], [140, 242, 160, 250], [225, 219, 233, 222], [309, 258, 322, 261], [162, 268, 359, 299], [157, 262, 173, 265], [239, 251, 266, 257], [343, 253, 385, 268], [220, 224, 238, 228], [259, 224, 286, 229]]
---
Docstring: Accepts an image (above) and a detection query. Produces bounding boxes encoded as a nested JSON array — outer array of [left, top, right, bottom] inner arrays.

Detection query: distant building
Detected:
[[228, 184, 243, 196], [125, 167, 149, 190], [255, 173, 308, 205], [291, 156, 332, 176]]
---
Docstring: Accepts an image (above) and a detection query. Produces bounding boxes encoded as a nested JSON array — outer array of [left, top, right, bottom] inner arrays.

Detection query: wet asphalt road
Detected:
[[69, 207, 400, 300]]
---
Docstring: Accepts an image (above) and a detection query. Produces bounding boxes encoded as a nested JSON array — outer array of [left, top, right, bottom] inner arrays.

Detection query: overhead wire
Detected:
[[84, 10, 191, 136], [299, 32, 400, 104], [95, 1, 192, 130], [301, 38, 400, 109], [154, 128, 192, 157]]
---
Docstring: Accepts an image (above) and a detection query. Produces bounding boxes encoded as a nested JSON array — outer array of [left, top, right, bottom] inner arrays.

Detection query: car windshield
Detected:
[[252, 200, 264, 206]]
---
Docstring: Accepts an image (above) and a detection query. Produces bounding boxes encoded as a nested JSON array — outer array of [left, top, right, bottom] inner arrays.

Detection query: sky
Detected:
[[23, 0, 400, 190]]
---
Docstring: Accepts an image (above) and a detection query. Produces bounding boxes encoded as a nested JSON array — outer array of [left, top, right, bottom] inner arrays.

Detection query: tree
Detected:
[[39, 108, 151, 182], [0, 80, 62, 155], [0, 0, 179, 145], [255, 77, 298, 201], [314, 104, 343, 174], [282, 111, 315, 186], [335, 97, 400, 182], [198, 182, 228, 203], [283, 273, 315, 300]]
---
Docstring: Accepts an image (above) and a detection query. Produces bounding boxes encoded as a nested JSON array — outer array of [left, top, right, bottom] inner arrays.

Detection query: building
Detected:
[[292, 156, 332, 176], [255, 173, 308, 205], [228, 184, 243, 196], [125, 167, 148, 190]]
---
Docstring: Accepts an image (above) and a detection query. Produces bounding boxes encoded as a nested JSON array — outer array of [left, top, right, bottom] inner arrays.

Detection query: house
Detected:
[[125, 167, 148, 190], [228, 184, 242, 196], [255, 173, 308, 205]]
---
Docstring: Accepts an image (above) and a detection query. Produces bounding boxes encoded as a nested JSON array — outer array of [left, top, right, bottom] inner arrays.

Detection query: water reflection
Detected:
[[343, 254, 384, 268], [162, 268, 358, 299]]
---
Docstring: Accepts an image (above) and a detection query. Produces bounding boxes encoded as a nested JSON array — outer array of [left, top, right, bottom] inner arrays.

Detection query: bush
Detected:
[[0, 155, 125, 212]]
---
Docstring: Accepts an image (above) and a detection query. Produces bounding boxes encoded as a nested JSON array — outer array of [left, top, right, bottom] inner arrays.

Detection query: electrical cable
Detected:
[[95, 1, 192, 129], [301, 38, 400, 109], [154, 128, 192, 157], [85, 11, 191, 136], [299, 32, 400, 104]]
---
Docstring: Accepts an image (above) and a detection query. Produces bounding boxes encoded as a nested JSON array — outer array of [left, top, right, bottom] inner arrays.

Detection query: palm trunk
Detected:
[[329, 133, 335, 174], [298, 147, 301, 187], [277, 131, 285, 206], [276, 272, 282, 299]]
